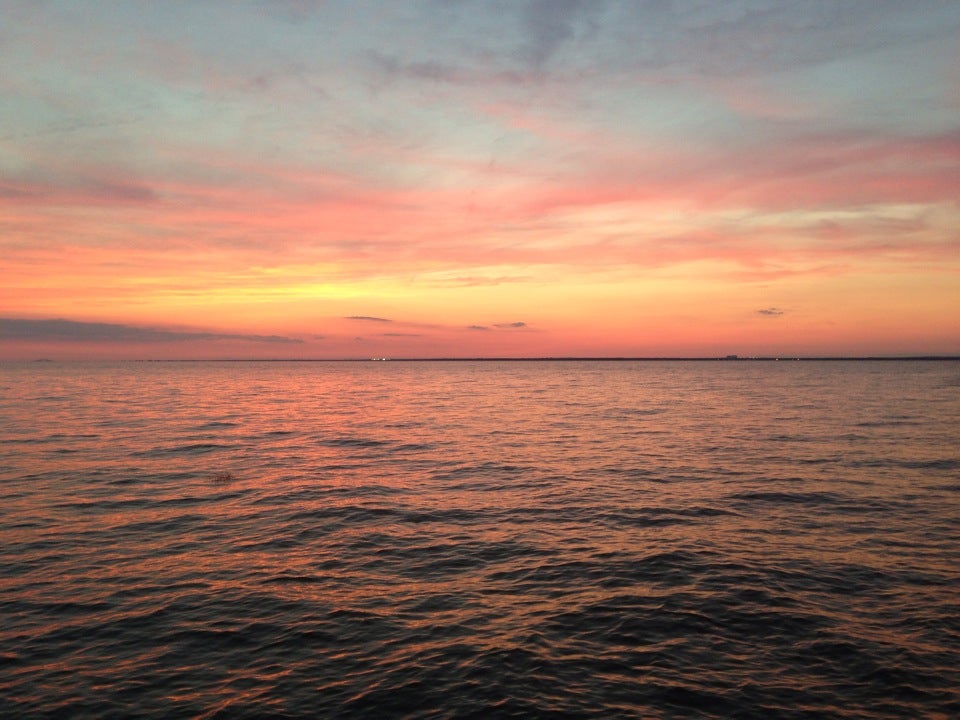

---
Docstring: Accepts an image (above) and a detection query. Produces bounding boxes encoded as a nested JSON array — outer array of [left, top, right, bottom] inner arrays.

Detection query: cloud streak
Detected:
[[0, 318, 303, 344]]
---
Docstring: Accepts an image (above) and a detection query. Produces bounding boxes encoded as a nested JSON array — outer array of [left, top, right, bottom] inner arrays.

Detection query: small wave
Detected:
[[730, 489, 834, 502], [764, 433, 811, 442], [609, 407, 668, 417], [393, 442, 434, 452], [115, 513, 208, 534], [131, 442, 235, 457], [847, 457, 960, 471], [896, 458, 959, 471], [260, 573, 326, 585], [728, 490, 907, 517], [321, 436, 390, 448], [2, 434, 100, 446], [53, 498, 151, 512], [432, 461, 532, 482], [596, 505, 739, 529], [797, 457, 839, 465]]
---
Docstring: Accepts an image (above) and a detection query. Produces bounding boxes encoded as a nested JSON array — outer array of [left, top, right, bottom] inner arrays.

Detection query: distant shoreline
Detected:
[[126, 355, 960, 362], [8, 356, 960, 363]]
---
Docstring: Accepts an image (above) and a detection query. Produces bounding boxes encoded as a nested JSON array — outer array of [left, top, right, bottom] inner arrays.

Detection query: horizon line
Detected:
[[14, 355, 960, 363]]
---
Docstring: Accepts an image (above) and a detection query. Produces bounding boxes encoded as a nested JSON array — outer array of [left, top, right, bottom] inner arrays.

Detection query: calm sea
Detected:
[[1, 360, 958, 719]]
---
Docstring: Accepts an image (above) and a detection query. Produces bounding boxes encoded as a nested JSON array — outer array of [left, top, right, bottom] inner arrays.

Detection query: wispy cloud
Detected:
[[519, 0, 597, 70], [345, 316, 393, 323], [0, 318, 302, 344], [757, 308, 785, 317]]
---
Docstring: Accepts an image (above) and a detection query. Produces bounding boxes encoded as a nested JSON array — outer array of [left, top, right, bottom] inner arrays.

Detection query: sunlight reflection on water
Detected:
[[1, 360, 958, 718]]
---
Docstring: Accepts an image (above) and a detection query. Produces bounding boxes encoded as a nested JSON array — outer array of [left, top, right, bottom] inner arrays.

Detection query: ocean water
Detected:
[[1, 359, 958, 719]]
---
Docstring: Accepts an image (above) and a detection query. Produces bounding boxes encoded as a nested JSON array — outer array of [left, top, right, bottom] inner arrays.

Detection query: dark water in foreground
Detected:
[[1, 360, 958, 719]]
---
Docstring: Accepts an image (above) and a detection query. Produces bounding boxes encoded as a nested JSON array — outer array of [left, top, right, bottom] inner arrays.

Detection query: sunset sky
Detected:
[[3, 0, 959, 359]]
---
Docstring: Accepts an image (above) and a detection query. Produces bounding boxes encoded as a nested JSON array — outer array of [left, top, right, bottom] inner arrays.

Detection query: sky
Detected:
[[2, 0, 959, 359]]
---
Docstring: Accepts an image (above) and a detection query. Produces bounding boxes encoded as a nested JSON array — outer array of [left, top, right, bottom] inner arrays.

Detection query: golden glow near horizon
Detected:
[[2, 2, 959, 359]]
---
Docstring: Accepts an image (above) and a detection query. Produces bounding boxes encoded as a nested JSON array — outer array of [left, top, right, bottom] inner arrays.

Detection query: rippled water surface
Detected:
[[2, 360, 959, 718]]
